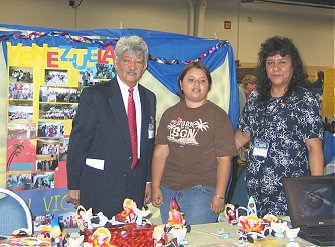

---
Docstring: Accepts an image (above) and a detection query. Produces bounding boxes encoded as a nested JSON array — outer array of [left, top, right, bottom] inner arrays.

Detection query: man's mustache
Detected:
[[126, 69, 139, 75]]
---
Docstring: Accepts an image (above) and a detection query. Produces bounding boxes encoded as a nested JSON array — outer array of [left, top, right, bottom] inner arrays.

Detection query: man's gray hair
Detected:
[[115, 36, 149, 62]]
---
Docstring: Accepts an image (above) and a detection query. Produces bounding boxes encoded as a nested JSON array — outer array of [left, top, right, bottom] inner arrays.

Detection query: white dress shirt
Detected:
[[117, 75, 142, 158]]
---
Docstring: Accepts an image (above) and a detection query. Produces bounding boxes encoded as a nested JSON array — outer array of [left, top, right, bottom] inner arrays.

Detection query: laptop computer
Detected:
[[283, 176, 335, 246]]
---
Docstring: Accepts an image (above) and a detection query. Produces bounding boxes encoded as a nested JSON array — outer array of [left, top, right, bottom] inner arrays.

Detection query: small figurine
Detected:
[[76, 206, 93, 231], [286, 226, 300, 243], [67, 235, 84, 247], [238, 214, 264, 233], [238, 214, 270, 243], [153, 197, 190, 247], [50, 218, 62, 238], [50, 218, 64, 247], [262, 214, 278, 224], [224, 204, 238, 225], [166, 197, 184, 229], [115, 198, 151, 225], [210, 228, 229, 239], [91, 227, 115, 247], [247, 196, 257, 216], [271, 221, 287, 239]]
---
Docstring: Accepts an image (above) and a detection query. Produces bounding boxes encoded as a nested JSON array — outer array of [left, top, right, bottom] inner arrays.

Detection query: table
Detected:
[[182, 220, 318, 247], [0, 219, 326, 247]]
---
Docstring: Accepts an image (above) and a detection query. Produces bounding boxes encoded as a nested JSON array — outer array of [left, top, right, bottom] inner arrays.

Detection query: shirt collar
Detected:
[[117, 75, 138, 94]]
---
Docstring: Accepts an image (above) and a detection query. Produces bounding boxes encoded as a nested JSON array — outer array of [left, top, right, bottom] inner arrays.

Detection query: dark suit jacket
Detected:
[[66, 77, 156, 218]]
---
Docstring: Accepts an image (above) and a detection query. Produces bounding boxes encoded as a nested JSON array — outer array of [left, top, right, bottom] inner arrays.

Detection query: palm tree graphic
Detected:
[[7, 143, 24, 171], [193, 119, 209, 136], [167, 121, 177, 136]]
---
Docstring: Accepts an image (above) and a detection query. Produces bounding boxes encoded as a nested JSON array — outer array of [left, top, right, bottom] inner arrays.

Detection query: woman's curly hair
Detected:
[[256, 36, 309, 104]]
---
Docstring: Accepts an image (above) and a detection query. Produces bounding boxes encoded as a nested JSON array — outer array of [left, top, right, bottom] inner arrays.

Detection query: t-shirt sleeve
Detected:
[[214, 110, 238, 157]]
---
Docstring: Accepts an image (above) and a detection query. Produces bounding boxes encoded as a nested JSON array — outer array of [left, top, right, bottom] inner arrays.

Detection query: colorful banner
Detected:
[[0, 25, 239, 229]]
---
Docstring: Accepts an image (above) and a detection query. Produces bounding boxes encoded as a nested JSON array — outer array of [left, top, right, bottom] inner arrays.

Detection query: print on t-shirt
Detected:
[[167, 117, 209, 146]]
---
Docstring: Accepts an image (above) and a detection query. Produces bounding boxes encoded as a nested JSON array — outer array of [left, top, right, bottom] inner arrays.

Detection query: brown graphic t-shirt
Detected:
[[156, 100, 237, 190]]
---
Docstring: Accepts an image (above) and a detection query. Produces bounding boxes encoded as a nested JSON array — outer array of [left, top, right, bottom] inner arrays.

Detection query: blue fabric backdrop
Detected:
[[0, 24, 239, 128]]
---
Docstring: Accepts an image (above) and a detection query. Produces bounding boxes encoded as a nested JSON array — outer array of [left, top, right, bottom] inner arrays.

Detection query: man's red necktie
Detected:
[[128, 88, 138, 169]]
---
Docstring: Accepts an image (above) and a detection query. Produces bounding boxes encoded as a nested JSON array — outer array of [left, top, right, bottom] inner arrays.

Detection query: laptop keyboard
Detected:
[[302, 225, 335, 237]]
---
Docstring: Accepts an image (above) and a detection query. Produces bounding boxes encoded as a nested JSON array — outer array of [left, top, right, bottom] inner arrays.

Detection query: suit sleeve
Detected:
[[146, 91, 157, 183], [66, 88, 99, 190]]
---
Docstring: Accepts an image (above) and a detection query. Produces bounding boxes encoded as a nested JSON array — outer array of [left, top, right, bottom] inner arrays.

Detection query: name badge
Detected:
[[148, 116, 155, 139], [252, 138, 269, 158]]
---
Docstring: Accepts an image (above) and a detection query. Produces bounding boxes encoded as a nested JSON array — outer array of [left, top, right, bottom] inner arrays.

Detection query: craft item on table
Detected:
[[270, 221, 287, 239], [91, 227, 115, 247], [22, 237, 48, 246], [153, 197, 190, 247], [210, 228, 229, 239], [10, 228, 32, 238], [37, 225, 52, 241], [50, 218, 62, 238], [115, 198, 151, 225], [4, 228, 47, 246], [84, 223, 155, 247], [80, 199, 155, 247], [262, 214, 278, 223], [67, 235, 85, 247], [224, 204, 238, 225], [96, 212, 109, 226], [224, 204, 247, 225], [50, 218, 65, 247], [286, 226, 300, 243], [76, 206, 93, 231], [247, 196, 257, 215], [237, 213, 272, 243]]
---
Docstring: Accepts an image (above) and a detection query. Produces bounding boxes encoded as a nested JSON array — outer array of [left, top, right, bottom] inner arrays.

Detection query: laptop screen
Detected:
[[283, 176, 335, 227]]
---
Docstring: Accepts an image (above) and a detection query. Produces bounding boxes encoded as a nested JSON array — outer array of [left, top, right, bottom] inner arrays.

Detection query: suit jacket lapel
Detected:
[[108, 78, 131, 148]]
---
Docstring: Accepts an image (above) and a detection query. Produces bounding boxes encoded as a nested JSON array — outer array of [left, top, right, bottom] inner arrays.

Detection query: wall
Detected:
[[0, 0, 333, 68]]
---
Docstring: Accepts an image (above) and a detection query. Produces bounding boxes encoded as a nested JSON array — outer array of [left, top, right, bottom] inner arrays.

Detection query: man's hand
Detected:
[[67, 190, 80, 208], [144, 183, 152, 204]]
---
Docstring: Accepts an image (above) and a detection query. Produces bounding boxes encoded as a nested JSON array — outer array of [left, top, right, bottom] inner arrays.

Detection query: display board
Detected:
[[0, 25, 239, 229]]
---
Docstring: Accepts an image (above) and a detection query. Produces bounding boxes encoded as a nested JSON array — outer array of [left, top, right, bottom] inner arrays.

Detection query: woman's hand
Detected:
[[210, 195, 225, 214]]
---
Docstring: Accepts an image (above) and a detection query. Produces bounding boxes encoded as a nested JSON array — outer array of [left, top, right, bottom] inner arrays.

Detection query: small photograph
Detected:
[[36, 138, 59, 155], [68, 88, 81, 103], [8, 101, 33, 123], [31, 172, 54, 190], [34, 214, 54, 231], [39, 86, 80, 103], [9, 66, 33, 83], [59, 138, 69, 161], [37, 121, 64, 138], [9, 83, 34, 100], [39, 103, 78, 120], [79, 68, 94, 87], [35, 154, 59, 171], [6, 173, 32, 192], [58, 212, 78, 229], [8, 123, 36, 140], [94, 63, 115, 80], [45, 69, 68, 85]]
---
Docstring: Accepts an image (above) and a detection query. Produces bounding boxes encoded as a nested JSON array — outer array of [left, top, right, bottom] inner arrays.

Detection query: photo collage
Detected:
[[6, 63, 116, 193]]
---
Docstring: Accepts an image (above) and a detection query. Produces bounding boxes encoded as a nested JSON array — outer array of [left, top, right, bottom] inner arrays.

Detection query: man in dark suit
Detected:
[[66, 36, 156, 219]]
